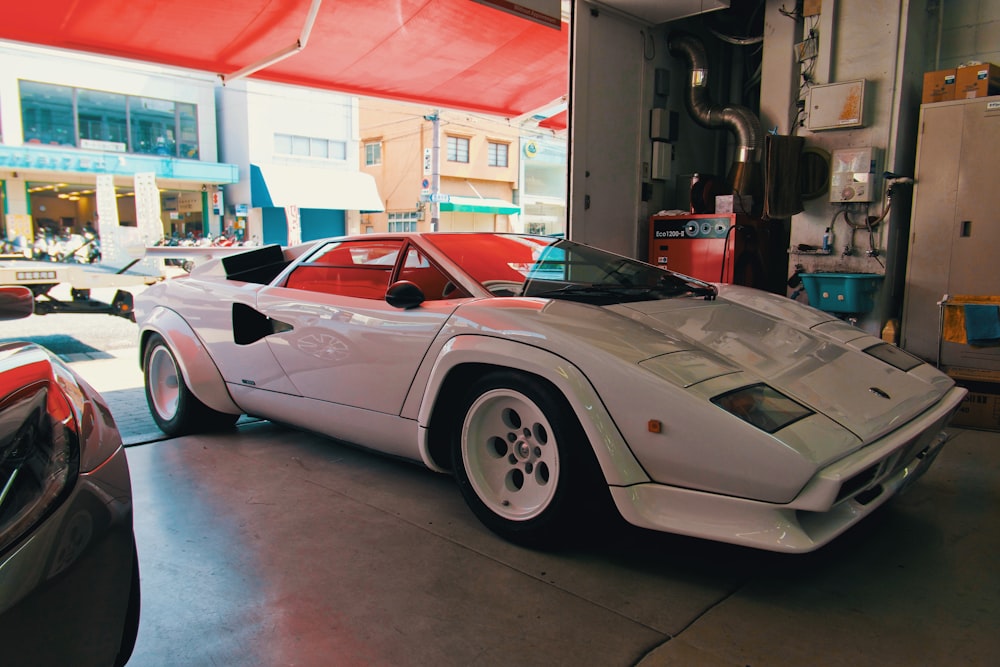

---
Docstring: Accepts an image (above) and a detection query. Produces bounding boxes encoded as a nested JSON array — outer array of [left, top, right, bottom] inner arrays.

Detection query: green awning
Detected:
[[439, 196, 519, 215]]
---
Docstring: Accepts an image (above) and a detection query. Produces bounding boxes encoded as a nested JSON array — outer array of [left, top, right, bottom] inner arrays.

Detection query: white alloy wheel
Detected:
[[147, 343, 181, 422], [142, 333, 240, 437], [461, 388, 560, 522]]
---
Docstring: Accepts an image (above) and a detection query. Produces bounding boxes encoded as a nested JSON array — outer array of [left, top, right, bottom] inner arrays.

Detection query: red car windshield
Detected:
[[424, 233, 716, 303]]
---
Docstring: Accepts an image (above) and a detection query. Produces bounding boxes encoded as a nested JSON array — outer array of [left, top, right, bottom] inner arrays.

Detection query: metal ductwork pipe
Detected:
[[668, 30, 763, 198]]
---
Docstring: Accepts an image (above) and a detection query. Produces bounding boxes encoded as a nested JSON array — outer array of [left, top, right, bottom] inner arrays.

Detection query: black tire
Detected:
[[451, 370, 606, 548], [143, 333, 239, 437], [113, 543, 141, 667]]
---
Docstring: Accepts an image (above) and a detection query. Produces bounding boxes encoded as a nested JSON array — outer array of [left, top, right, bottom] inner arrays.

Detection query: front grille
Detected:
[[836, 463, 879, 504], [834, 432, 930, 506]]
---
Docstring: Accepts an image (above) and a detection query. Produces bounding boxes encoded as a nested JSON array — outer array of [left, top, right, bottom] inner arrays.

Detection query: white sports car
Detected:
[[133, 233, 965, 552]]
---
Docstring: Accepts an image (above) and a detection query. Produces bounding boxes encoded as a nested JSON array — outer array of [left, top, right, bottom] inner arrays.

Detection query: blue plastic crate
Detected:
[[800, 273, 884, 313]]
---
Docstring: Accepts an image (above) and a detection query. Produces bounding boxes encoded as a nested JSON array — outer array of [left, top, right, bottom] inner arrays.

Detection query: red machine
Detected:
[[649, 212, 790, 293], [648, 213, 740, 283]]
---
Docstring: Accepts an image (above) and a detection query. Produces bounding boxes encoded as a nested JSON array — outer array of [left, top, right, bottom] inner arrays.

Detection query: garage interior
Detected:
[[4, 0, 1000, 664], [70, 353, 994, 667]]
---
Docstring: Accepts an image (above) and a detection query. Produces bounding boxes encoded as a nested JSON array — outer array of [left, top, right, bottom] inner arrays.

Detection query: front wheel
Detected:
[[143, 333, 239, 437], [451, 370, 602, 547]]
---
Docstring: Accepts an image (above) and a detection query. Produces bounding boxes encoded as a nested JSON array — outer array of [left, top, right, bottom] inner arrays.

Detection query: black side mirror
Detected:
[[0, 286, 35, 321], [385, 280, 425, 309]]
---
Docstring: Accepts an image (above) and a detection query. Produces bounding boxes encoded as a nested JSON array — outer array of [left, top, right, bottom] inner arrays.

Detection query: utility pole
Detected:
[[424, 110, 441, 231]]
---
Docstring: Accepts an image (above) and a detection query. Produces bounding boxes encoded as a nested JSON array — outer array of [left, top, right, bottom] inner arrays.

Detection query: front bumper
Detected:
[[609, 385, 965, 552]]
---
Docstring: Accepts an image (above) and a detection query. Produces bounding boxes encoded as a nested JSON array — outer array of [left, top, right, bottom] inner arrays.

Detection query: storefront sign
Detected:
[[176, 191, 201, 213], [134, 172, 164, 272], [95, 174, 123, 262], [80, 138, 126, 153], [5, 214, 33, 244], [285, 205, 301, 246]]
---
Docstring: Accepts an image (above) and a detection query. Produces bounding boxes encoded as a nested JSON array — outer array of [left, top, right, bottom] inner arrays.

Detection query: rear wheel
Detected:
[[143, 333, 239, 437], [451, 370, 602, 547]]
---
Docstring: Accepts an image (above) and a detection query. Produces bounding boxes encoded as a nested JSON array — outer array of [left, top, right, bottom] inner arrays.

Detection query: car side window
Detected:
[[285, 240, 403, 299], [399, 246, 469, 300]]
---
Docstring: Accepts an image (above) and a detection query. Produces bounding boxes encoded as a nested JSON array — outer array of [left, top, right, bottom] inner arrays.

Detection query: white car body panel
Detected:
[[257, 286, 459, 414], [412, 334, 651, 486], [132, 233, 967, 552], [142, 279, 298, 396], [614, 388, 959, 551], [616, 298, 949, 443], [230, 385, 421, 461], [139, 305, 242, 415]]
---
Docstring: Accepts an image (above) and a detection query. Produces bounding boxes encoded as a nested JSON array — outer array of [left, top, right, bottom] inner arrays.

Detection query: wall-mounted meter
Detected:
[[830, 146, 879, 203]]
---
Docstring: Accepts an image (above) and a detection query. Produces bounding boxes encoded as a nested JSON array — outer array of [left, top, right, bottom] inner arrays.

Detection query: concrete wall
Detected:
[[568, 0, 999, 334], [934, 0, 1000, 68]]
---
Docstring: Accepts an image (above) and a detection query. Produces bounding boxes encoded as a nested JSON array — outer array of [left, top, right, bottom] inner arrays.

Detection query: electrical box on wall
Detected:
[[806, 79, 866, 131], [651, 141, 671, 181], [830, 146, 879, 203], [649, 108, 677, 141]]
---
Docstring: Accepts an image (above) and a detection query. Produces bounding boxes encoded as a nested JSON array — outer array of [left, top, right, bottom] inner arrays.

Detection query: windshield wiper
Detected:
[[687, 284, 718, 300], [530, 284, 651, 297]]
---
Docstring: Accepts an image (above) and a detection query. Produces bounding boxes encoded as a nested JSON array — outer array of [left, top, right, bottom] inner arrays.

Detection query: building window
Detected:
[[78, 89, 128, 148], [18, 80, 199, 158], [488, 141, 509, 167], [130, 96, 176, 156], [447, 136, 469, 163], [274, 133, 347, 160], [19, 81, 76, 147], [177, 103, 199, 158], [388, 211, 419, 232], [365, 141, 382, 166]]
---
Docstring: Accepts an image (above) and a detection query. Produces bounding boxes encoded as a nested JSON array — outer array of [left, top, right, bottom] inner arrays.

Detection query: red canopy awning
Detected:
[[0, 0, 568, 118], [537, 108, 568, 131]]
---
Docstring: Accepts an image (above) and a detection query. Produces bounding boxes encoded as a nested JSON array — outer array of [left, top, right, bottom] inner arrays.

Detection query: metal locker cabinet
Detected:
[[901, 95, 1000, 370]]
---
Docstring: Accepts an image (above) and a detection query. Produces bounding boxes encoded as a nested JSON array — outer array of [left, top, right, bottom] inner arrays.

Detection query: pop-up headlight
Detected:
[[712, 383, 813, 433]]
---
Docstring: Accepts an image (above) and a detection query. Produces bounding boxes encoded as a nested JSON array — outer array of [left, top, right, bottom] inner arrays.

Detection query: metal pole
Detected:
[[430, 110, 440, 231]]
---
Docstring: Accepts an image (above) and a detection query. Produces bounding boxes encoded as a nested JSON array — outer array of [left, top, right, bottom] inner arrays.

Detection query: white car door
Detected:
[[255, 239, 467, 415]]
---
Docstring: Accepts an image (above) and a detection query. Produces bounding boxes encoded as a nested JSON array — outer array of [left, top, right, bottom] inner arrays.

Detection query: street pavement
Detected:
[[1, 273, 178, 444]]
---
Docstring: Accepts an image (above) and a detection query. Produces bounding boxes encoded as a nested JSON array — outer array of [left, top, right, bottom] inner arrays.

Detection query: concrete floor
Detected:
[[65, 353, 1000, 667], [111, 423, 998, 667]]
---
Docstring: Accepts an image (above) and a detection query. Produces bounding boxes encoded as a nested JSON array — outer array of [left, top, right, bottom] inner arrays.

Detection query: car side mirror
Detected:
[[385, 280, 425, 309], [0, 286, 35, 321]]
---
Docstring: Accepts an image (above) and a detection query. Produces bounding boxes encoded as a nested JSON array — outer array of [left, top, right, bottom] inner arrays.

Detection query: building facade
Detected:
[[0, 42, 386, 257], [217, 80, 382, 245], [359, 100, 532, 234], [0, 42, 237, 262]]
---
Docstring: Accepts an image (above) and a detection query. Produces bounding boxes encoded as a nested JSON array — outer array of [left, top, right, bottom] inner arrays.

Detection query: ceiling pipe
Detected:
[[220, 0, 324, 84], [667, 30, 763, 197]]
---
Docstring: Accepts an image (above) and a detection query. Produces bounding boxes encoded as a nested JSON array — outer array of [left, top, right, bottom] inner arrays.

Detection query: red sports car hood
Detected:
[[605, 291, 954, 444]]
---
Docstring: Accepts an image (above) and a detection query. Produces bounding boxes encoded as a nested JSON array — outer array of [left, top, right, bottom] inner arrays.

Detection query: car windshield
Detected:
[[423, 233, 715, 304]]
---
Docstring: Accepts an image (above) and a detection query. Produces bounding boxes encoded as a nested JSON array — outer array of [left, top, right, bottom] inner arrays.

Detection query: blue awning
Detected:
[[251, 164, 384, 212]]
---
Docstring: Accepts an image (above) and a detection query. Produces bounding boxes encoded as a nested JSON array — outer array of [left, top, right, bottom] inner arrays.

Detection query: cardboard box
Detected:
[[955, 62, 1000, 99], [949, 378, 1000, 431], [922, 68, 956, 104]]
